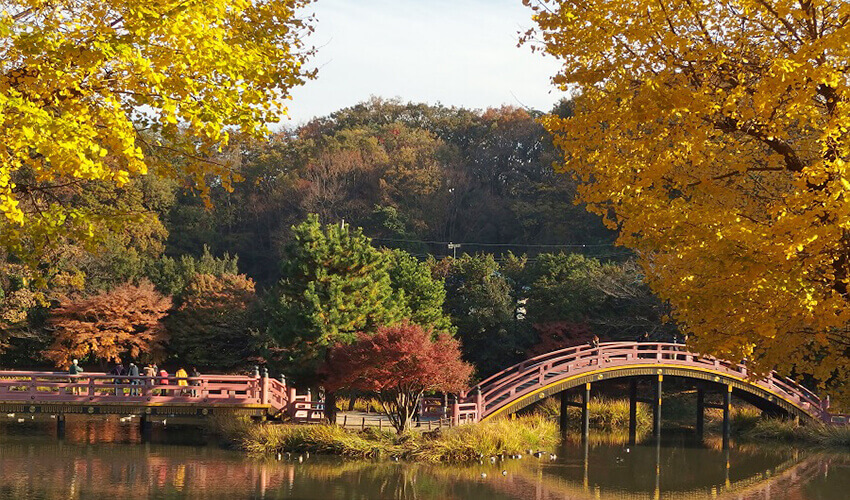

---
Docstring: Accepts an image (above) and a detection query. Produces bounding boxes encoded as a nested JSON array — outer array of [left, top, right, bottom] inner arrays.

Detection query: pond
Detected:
[[0, 416, 846, 499]]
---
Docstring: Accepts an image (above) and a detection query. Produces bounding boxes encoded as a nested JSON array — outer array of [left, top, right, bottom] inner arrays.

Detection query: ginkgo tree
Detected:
[[524, 0, 850, 399], [0, 0, 314, 269]]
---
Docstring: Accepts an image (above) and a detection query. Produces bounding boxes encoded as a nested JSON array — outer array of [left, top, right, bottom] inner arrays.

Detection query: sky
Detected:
[[282, 0, 568, 125]]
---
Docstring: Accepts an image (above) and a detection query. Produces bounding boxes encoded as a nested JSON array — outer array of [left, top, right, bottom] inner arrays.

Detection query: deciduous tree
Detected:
[[166, 273, 258, 370], [324, 322, 473, 433], [44, 280, 171, 367], [525, 0, 850, 398], [0, 0, 314, 273]]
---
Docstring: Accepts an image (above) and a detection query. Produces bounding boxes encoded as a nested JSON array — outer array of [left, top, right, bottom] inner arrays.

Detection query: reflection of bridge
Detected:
[[0, 370, 324, 430], [479, 448, 834, 500], [450, 342, 843, 445]]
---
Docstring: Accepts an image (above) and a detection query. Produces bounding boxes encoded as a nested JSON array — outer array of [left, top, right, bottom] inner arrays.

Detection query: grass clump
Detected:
[[406, 414, 558, 462], [215, 414, 558, 463], [705, 405, 763, 433], [742, 418, 850, 447], [212, 416, 388, 458], [335, 396, 382, 413]]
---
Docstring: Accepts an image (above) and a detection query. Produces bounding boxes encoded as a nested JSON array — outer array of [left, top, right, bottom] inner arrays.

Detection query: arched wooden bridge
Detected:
[[451, 342, 846, 432]]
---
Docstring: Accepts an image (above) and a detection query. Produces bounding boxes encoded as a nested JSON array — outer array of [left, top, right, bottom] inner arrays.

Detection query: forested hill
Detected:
[[165, 98, 618, 285], [2, 98, 652, 377]]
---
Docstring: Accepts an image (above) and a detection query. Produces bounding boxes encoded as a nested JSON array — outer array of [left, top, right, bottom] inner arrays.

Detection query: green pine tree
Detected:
[[265, 215, 405, 381]]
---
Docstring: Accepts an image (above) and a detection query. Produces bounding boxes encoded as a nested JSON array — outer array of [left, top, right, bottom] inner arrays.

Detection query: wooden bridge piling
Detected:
[[723, 384, 732, 449], [628, 379, 637, 445], [696, 387, 705, 439], [581, 383, 590, 443], [56, 413, 65, 439], [653, 375, 663, 437], [140, 414, 152, 442]]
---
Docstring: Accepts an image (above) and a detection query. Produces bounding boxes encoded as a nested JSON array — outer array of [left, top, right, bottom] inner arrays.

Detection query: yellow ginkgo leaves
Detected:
[[0, 0, 314, 260], [525, 0, 850, 401]]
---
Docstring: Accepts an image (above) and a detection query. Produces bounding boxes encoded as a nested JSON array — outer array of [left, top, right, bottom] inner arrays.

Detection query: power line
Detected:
[[368, 236, 619, 249]]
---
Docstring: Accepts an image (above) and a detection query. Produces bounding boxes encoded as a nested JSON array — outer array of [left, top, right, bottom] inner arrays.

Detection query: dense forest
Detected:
[[0, 98, 671, 382]]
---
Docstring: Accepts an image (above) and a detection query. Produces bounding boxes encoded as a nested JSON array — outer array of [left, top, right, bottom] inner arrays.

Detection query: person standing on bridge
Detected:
[[127, 362, 140, 395], [68, 359, 83, 395], [109, 362, 124, 396], [190, 367, 201, 397], [158, 368, 170, 396], [175, 367, 188, 395], [143, 363, 156, 394], [589, 335, 600, 365]]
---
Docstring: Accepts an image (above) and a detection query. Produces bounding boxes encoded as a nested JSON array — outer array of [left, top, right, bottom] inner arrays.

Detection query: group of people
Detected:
[[67, 359, 201, 396]]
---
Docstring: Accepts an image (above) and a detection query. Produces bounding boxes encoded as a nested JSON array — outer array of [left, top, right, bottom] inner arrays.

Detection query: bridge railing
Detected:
[[465, 342, 827, 421], [0, 371, 267, 406], [828, 413, 850, 425]]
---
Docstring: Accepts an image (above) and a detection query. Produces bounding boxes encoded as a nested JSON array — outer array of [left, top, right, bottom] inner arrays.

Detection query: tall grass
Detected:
[[214, 415, 559, 463], [742, 418, 850, 447], [705, 406, 763, 432], [406, 415, 558, 462], [335, 396, 382, 413], [535, 396, 652, 432]]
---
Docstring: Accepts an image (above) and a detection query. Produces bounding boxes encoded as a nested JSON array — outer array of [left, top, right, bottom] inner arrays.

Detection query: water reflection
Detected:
[[0, 418, 846, 499]]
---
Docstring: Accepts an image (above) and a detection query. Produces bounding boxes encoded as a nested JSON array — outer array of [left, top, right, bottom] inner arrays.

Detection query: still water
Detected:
[[0, 417, 846, 500]]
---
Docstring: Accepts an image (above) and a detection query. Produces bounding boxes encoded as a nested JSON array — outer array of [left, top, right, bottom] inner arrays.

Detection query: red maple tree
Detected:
[[324, 322, 473, 433]]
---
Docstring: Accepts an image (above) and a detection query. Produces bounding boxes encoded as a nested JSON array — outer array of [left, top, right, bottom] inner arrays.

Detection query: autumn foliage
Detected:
[[1, 0, 314, 273], [44, 280, 171, 367], [167, 273, 258, 370], [526, 0, 850, 398], [324, 322, 473, 433]]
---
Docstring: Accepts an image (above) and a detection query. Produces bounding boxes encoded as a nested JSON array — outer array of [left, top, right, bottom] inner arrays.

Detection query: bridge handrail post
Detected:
[[474, 387, 483, 419], [88, 377, 95, 397], [288, 386, 298, 419], [451, 394, 459, 426], [260, 367, 269, 405]]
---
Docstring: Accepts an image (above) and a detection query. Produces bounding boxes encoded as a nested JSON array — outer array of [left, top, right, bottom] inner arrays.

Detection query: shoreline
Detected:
[[213, 416, 849, 464], [212, 414, 560, 463]]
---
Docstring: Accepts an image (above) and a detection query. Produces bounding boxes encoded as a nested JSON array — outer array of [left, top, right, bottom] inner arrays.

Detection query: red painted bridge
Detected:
[[0, 370, 325, 423], [451, 342, 847, 426], [0, 342, 846, 430]]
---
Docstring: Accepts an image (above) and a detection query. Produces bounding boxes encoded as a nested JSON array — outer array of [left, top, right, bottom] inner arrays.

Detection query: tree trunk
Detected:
[[324, 391, 337, 424], [398, 403, 410, 433]]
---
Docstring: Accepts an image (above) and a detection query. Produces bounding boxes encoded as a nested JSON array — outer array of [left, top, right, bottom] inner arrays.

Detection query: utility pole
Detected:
[[447, 242, 461, 259]]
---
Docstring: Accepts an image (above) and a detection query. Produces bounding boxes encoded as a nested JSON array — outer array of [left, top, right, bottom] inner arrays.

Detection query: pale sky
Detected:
[[282, 0, 568, 125]]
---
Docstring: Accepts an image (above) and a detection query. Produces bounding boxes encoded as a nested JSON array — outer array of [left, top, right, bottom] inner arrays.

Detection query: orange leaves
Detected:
[[43, 280, 171, 367]]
